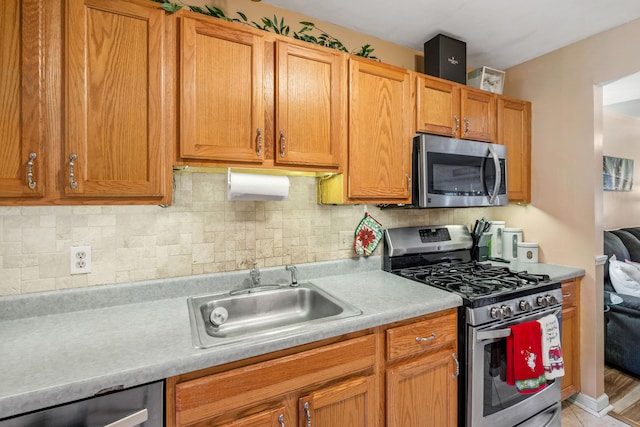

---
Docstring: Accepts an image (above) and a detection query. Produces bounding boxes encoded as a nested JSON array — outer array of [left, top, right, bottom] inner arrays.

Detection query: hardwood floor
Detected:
[[606, 364, 640, 426]]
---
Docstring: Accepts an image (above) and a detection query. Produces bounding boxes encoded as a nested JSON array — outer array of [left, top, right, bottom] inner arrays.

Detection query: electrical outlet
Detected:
[[70, 246, 92, 275]]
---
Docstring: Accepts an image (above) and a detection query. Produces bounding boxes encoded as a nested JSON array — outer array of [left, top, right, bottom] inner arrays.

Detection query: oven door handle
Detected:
[[476, 328, 511, 341], [475, 306, 563, 343]]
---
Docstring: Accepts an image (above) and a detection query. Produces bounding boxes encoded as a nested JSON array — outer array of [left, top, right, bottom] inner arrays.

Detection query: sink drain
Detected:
[[210, 306, 229, 326]]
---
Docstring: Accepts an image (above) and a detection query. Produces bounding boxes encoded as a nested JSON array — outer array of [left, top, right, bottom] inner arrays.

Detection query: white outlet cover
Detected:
[[70, 246, 92, 275]]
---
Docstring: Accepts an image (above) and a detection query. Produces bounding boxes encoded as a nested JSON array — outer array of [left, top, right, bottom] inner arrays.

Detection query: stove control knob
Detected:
[[536, 295, 548, 307], [501, 305, 513, 318], [519, 300, 532, 312], [489, 306, 503, 320], [546, 295, 558, 306]]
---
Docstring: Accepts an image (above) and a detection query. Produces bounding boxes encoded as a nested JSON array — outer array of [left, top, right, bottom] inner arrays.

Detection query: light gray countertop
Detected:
[[0, 256, 584, 419]]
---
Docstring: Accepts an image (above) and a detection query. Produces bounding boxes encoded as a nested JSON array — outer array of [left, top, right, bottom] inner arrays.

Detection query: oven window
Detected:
[[483, 339, 530, 416], [427, 153, 505, 196]]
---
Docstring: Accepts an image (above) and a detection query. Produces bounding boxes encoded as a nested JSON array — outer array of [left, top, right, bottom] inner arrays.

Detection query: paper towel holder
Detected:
[[227, 168, 290, 201]]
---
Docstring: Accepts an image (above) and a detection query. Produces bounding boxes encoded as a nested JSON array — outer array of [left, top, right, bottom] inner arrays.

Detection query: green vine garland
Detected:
[[153, 1, 379, 60]]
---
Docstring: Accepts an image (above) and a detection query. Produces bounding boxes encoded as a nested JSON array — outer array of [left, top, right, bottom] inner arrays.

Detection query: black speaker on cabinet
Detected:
[[424, 34, 467, 84]]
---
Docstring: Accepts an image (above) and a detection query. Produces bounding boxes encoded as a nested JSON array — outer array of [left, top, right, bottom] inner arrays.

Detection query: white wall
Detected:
[[603, 110, 640, 229], [501, 18, 640, 404]]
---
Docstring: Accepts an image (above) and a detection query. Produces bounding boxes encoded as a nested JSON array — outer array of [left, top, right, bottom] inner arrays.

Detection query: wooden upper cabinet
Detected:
[[179, 16, 265, 163], [0, 0, 46, 199], [498, 96, 531, 203], [275, 40, 345, 169], [416, 74, 497, 142], [460, 87, 497, 142], [415, 76, 460, 137], [347, 58, 412, 203], [65, 0, 167, 200]]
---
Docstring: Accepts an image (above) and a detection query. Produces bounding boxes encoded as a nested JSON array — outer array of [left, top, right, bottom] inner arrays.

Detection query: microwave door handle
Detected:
[[487, 144, 501, 204]]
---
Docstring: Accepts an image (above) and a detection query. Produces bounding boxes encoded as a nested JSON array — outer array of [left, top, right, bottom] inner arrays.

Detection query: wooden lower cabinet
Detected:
[[167, 334, 377, 426], [217, 406, 286, 427], [299, 376, 377, 427], [385, 309, 458, 427], [560, 278, 581, 400], [167, 309, 458, 427], [387, 350, 458, 427]]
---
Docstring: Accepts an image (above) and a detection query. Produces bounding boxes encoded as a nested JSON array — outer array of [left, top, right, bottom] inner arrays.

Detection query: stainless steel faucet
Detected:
[[285, 265, 298, 286], [249, 262, 261, 287]]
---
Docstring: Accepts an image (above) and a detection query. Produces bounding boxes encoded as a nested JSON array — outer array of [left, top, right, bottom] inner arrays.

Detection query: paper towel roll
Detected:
[[227, 170, 290, 201]]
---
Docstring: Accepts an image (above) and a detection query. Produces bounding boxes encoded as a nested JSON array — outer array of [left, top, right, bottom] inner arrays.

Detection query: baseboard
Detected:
[[568, 392, 613, 417]]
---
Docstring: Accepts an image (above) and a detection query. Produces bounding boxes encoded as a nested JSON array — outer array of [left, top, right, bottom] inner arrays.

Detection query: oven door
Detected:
[[468, 307, 562, 427]]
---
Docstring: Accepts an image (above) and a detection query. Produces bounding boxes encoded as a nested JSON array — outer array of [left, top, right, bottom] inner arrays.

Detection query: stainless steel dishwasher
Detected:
[[0, 380, 163, 427]]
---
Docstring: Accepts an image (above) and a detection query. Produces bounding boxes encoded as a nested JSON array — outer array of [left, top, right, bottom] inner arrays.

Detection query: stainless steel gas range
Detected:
[[383, 225, 562, 427]]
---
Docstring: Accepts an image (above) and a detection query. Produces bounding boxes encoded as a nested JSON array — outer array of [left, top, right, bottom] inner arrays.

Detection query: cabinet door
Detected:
[[498, 97, 531, 203], [65, 0, 167, 199], [0, 0, 45, 198], [560, 278, 579, 400], [299, 376, 378, 427], [348, 58, 412, 203], [387, 351, 458, 427], [275, 41, 344, 169], [460, 87, 497, 142], [415, 75, 460, 137], [218, 406, 286, 427], [180, 17, 264, 163], [561, 305, 578, 400]]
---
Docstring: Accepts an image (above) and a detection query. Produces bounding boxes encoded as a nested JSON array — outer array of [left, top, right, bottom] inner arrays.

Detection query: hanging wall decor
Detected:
[[603, 155, 634, 191]]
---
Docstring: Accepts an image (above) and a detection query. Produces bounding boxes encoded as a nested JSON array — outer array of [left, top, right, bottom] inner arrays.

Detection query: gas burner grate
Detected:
[[396, 261, 551, 298]]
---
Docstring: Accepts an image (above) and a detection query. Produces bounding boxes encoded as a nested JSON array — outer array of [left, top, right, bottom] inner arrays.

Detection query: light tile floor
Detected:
[[562, 400, 632, 426]]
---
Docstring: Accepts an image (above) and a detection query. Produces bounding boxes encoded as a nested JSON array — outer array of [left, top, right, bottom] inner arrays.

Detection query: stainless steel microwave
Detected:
[[411, 134, 507, 208]]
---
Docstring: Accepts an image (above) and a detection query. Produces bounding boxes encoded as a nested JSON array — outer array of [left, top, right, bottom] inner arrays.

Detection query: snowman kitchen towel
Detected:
[[537, 314, 565, 380]]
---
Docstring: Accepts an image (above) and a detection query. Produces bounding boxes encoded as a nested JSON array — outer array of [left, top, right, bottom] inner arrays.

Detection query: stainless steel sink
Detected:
[[187, 282, 362, 348]]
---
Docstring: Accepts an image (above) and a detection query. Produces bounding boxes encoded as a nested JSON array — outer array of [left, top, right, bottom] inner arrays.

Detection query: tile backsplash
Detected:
[[0, 172, 489, 296]]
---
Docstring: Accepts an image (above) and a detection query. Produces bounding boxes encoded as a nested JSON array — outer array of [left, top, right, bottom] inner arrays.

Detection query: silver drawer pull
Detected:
[[415, 332, 436, 342], [104, 409, 148, 427], [278, 413, 285, 427], [564, 292, 571, 297], [27, 152, 37, 190]]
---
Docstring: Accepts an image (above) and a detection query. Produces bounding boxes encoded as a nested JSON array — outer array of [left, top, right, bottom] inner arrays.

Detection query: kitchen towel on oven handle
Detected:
[[506, 320, 547, 394], [537, 314, 565, 380]]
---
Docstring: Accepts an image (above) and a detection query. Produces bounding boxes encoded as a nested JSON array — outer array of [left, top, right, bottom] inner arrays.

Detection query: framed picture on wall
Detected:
[[603, 155, 634, 191]]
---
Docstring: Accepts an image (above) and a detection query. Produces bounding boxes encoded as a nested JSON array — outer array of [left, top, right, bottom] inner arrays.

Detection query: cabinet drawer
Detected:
[[562, 280, 577, 307], [386, 310, 457, 362]]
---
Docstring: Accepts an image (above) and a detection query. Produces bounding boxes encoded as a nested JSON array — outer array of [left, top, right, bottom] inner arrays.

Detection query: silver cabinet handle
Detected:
[[278, 413, 285, 427], [279, 130, 286, 158], [27, 152, 37, 190], [415, 332, 436, 342], [405, 173, 412, 195], [463, 117, 470, 136], [454, 114, 460, 134], [452, 353, 460, 378], [303, 401, 311, 427], [104, 409, 148, 427], [256, 128, 263, 157], [564, 292, 571, 297], [69, 153, 78, 189]]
